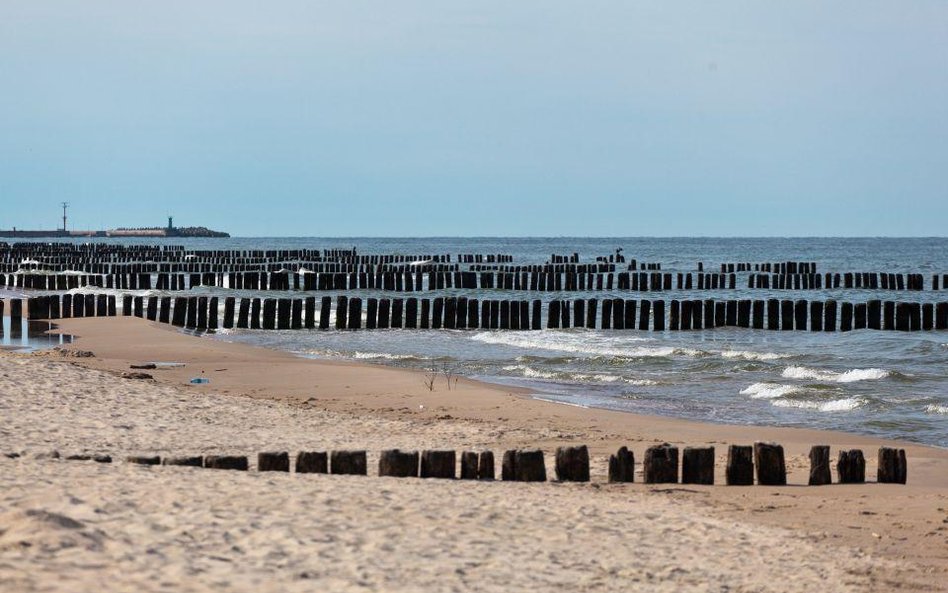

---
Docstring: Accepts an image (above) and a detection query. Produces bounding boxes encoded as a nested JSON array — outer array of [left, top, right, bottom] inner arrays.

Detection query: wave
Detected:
[[501, 365, 657, 386], [739, 382, 801, 399], [720, 350, 790, 362], [308, 349, 423, 361], [925, 404, 948, 416], [771, 397, 865, 412], [781, 366, 891, 383], [471, 332, 704, 359]]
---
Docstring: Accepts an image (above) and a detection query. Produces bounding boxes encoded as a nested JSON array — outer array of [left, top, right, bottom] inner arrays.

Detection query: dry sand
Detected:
[[1, 316, 946, 592]]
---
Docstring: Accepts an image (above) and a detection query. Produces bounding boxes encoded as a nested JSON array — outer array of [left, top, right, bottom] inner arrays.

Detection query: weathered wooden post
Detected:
[[877, 447, 907, 484], [420, 450, 456, 478], [204, 456, 249, 471], [502, 450, 547, 482], [379, 449, 419, 477], [554, 445, 590, 482], [726, 445, 754, 485], [643, 443, 678, 483], [460, 451, 479, 479], [808, 445, 832, 485], [330, 450, 367, 475], [258, 451, 290, 472], [223, 297, 235, 329], [335, 296, 348, 329], [478, 451, 495, 480], [681, 446, 714, 485], [608, 446, 635, 482], [262, 298, 277, 330], [837, 449, 865, 484], [753, 442, 786, 485], [296, 451, 328, 473]]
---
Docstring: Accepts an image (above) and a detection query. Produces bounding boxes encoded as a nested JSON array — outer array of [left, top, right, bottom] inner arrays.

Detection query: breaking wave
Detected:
[[781, 366, 891, 383]]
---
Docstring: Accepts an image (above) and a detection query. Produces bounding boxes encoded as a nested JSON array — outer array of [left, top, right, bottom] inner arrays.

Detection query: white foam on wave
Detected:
[[739, 383, 800, 399], [311, 349, 419, 361], [720, 350, 789, 362], [771, 397, 865, 412], [925, 404, 948, 415], [470, 331, 703, 359], [781, 366, 890, 383], [501, 364, 657, 385]]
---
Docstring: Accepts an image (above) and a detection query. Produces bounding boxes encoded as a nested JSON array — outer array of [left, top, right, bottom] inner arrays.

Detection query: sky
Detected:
[[0, 1, 946, 236]]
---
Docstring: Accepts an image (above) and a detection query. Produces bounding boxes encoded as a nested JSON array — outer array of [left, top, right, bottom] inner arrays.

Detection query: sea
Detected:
[[6, 237, 948, 447]]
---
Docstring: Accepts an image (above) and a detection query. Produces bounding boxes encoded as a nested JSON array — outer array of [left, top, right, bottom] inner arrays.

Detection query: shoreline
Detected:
[[51, 316, 948, 465], [2, 314, 946, 590]]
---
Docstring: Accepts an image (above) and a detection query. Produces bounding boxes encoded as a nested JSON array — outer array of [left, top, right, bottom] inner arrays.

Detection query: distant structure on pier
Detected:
[[0, 207, 229, 238]]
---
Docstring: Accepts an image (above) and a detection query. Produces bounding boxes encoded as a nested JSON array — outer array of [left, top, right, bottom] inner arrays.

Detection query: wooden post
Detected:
[[554, 445, 590, 482], [460, 451, 478, 479], [837, 449, 865, 483], [379, 449, 419, 477], [262, 298, 277, 330], [296, 451, 328, 473], [258, 451, 290, 472], [726, 445, 754, 485], [794, 300, 807, 331], [808, 445, 831, 485], [420, 450, 456, 478], [204, 456, 249, 471], [608, 446, 635, 483], [877, 447, 907, 484], [478, 451, 495, 480], [502, 450, 546, 481], [335, 296, 348, 329], [223, 297, 235, 329], [681, 446, 714, 485], [754, 442, 786, 485], [347, 297, 362, 330], [330, 450, 367, 475], [643, 443, 678, 483]]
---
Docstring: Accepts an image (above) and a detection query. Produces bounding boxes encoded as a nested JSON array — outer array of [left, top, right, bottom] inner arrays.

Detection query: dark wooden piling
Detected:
[[335, 296, 348, 330], [726, 445, 754, 486], [554, 445, 590, 482], [840, 302, 853, 332], [262, 298, 277, 330], [204, 456, 249, 471], [809, 300, 823, 331], [754, 442, 786, 485], [223, 297, 235, 329], [258, 451, 290, 472], [837, 449, 866, 484], [296, 451, 328, 474], [643, 443, 678, 484], [867, 299, 882, 330], [460, 451, 479, 479], [250, 298, 261, 329], [347, 297, 362, 330], [502, 450, 546, 482], [767, 299, 779, 330], [478, 451, 495, 480], [808, 445, 832, 485], [608, 446, 635, 483], [794, 300, 807, 331], [379, 449, 419, 478], [330, 450, 367, 475], [681, 446, 714, 485], [126, 455, 161, 466], [877, 447, 907, 484], [420, 450, 456, 479]]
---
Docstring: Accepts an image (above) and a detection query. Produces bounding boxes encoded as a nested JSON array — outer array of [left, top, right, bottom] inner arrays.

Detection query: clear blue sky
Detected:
[[1, 2, 945, 236]]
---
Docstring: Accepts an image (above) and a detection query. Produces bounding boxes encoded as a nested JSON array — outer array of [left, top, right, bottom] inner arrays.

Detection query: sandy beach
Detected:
[[0, 316, 944, 591]]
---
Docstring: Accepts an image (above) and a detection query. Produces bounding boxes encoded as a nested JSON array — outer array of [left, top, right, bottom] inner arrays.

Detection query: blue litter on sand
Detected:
[[189, 377, 209, 384]]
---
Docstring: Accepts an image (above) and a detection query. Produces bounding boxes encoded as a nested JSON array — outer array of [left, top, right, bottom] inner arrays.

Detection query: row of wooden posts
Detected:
[[721, 262, 817, 274], [8, 269, 946, 293], [749, 272, 934, 291], [10, 294, 948, 332], [106, 443, 907, 485]]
